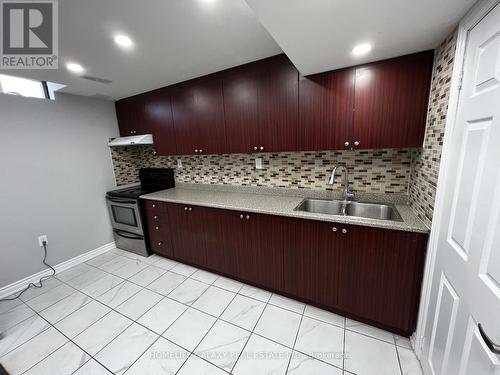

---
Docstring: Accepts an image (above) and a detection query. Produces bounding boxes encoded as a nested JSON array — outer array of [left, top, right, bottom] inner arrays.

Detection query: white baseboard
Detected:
[[0, 242, 116, 299]]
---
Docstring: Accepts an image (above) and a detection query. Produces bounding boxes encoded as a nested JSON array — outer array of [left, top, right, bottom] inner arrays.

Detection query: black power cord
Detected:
[[0, 241, 56, 302]]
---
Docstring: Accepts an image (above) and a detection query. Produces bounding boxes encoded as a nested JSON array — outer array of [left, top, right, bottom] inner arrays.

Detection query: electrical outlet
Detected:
[[177, 159, 182, 169], [38, 235, 48, 247], [255, 157, 263, 170]]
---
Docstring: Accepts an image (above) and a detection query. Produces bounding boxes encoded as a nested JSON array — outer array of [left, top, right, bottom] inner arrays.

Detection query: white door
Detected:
[[421, 2, 500, 375]]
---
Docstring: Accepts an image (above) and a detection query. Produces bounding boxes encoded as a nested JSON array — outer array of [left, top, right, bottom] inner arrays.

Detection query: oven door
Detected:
[[106, 196, 144, 235]]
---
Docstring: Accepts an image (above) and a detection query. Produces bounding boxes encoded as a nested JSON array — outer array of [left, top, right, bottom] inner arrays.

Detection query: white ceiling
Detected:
[[0, 0, 282, 100], [0, 0, 475, 100], [245, 0, 474, 75]]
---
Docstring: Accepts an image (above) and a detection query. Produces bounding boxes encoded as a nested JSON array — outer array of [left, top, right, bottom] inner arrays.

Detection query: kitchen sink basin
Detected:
[[294, 199, 403, 222]]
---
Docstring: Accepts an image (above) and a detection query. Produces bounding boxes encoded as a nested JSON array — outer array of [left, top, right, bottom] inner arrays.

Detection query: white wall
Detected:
[[0, 93, 119, 288]]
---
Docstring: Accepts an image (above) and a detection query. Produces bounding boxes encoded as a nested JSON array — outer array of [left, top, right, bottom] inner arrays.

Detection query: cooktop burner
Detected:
[[106, 168, 175, 199], [106, 186, 152, 199]]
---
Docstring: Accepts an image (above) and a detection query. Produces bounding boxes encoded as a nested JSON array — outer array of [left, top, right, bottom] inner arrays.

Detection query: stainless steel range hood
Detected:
[[108, 134, 153, 147]]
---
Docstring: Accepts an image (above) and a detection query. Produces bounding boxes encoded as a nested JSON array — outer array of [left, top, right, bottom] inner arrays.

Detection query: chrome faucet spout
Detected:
[[328, 165, 355, 201]]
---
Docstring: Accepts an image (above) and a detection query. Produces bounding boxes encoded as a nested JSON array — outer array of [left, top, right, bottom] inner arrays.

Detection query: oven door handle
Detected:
[[107, 197, 137, 205], [113, 229, 144, 240]]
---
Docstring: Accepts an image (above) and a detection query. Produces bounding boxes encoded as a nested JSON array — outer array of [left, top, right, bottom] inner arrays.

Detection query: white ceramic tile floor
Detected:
[[0, 248, 424, 375]]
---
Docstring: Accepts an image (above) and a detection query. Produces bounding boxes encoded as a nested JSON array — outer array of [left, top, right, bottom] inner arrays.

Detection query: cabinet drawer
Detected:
[[142, 200, 173, 257]]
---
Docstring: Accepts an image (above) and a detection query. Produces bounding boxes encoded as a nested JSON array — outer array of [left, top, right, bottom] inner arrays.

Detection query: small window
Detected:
[[0, 74, 47, 99]]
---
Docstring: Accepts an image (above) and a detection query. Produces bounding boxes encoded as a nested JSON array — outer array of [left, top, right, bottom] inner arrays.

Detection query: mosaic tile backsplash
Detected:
[[409, 30, 457, 228], [111, 146, 413, 194]]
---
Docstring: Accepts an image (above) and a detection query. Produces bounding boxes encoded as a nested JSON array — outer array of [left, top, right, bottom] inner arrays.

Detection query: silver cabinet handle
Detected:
[[194, 149, 198, 153], [342, 228, 348, 234], [184, 207, 188, 211], [246, 215, 250, 220], [240, 214, 244, 219], [155, 226, 159, 230], [332, 227, 338, 232], [154, 215, 158, 219], [260, 146, 264, 151], [344, 141, 349, 147], [479, 324, 500, 354], [254, 146, 258, 150], [188, 207, 192, 211], [354, 141, 360, 146], [199, 149, 203, 153], [157, 241, 162, 246]]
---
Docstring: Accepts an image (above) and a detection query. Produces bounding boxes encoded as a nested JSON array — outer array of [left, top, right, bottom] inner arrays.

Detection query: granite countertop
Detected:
[[140, 183, 429, 234]]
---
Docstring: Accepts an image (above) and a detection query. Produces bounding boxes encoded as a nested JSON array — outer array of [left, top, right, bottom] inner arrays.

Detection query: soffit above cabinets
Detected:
[[0, 0, 282, 100], [244, 0, 473, 75]]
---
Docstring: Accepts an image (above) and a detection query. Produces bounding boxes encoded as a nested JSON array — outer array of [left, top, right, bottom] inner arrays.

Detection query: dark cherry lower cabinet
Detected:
[[143, 200, 428, 336], [336, 224, 427, 333], [142, 200, 173, 257]]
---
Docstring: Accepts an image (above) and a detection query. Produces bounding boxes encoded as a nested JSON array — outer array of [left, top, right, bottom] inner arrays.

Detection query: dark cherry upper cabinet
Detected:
[[353, 51, 434, 149], [171, 77, 226, 155], [142, 89, 177, 155], [116, 52, 433, 154], [115, 96, 145, 137], [255, 55, 299, 152], [222, 64, 260, 153], [336, 225, 427, 334], [298, 68, 355, 151]]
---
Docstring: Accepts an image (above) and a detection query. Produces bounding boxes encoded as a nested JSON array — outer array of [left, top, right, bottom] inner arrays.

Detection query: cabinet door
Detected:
[[171, 78, 226, 155], [204, 208, 239, 277], [283, 218, 342, 306], [298, 68, 354, 151], [143, 89, 177, 155], [316, 223, 345, 309], [166, 203, 207, 266], [194, 78, 226, 154], [171, 83, 198, 154], [282, 218, 321, 302], [115, 96, 144, 136], [353, 51, 433, 149], [337, 225, 427, 333], [143, 200, 173, 257], [256, 55, 299, 152], [222, 65, 260, 153], [237, 213, 284, 290]]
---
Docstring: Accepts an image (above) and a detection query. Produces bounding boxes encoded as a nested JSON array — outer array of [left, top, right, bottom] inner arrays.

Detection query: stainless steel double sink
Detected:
[[294, 198, 403, 222]]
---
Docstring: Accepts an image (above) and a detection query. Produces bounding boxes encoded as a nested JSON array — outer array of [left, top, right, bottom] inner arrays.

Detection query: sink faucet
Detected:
[[328, 165, 355, 201]]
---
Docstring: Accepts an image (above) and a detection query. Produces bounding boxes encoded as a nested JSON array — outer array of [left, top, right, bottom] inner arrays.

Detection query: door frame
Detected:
[[413, 0, 500, 359]]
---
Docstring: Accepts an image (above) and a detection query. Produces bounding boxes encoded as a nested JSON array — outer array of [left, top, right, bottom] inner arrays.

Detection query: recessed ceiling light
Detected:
[[66, 62, 84, 73], [114, 34, 133, 48], [352, 43, 372, 56]]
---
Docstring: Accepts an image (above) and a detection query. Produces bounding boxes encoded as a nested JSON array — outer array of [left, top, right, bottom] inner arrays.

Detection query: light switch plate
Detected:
[[255, 157, 263, 170]]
